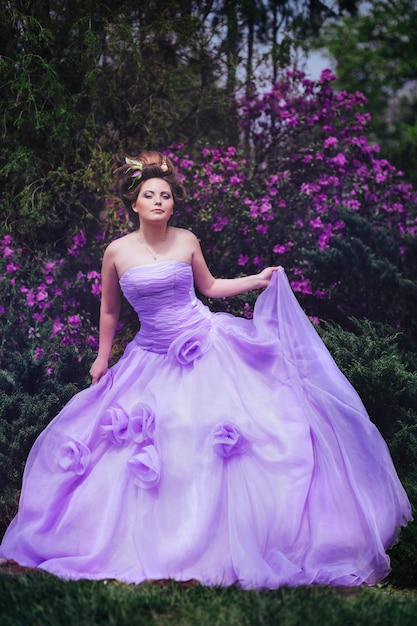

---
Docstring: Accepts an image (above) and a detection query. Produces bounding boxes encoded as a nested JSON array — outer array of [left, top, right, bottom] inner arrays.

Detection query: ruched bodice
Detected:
[[120, 261, 211, 353]]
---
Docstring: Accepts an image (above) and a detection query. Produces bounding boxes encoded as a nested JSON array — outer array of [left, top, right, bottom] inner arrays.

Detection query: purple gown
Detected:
[[0, 262, 411, 588]]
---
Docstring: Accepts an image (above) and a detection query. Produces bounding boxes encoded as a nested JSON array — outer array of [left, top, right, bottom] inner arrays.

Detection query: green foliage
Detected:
[[0, 1, 233, 248], [306, 207, 417, 343], [0, 347, 92, 535], [319, 319, 417, 446], [389, 423, 417, 588]]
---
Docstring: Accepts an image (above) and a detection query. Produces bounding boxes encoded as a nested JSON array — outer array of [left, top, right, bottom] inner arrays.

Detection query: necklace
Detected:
[[137, 233, 166, 260], [144, 245, 158, 260]]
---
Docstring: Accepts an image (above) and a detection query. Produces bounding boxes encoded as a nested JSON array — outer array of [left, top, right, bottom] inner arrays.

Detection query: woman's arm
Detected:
[[89, 246, 121, 384], [190, 233, 279, 297]]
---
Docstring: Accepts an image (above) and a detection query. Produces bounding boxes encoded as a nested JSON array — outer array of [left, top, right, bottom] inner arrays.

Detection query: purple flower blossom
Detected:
[[73, 231, 87, 247], [42, 261, 60, 275], [212, 215, 229, 232], [51, 319, 65, 337], [87, 270, 100, 280], [3, 246, 14, 259], [273, 241, 293, 255], [320, 69, 337, 82], [324, 136, 338, 148], [332, 153, 347, 166], [68, 230, 87, 257], [301, 182, 320, 195], [243, 303, 253, 319], [33, 347, 44, 361], [249, 202, 259, 218], [67, 315, 81, 328], [209, 173, 223, 184], [91, 283, 101, 296], [291, 277, 312, 295], [309, 217, 323, 230], [36, 287, 48, 302], [26, 290, 36, 306], [87, 335, 98, 348]]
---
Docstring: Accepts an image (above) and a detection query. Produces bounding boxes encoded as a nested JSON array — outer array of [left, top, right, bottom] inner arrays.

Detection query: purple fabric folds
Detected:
[[0, 261, 411, 588]]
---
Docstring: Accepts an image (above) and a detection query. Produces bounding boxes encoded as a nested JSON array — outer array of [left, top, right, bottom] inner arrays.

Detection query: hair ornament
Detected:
[[123, 154, 169, 189], [124, 157, 143, 176], [124, 157, 144, 188], [161, 155, 169, 172]]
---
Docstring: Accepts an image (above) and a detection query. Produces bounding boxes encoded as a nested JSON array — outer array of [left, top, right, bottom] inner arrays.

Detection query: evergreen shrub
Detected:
[[319, 319, 417, 587], [0, 346, 92, 536]]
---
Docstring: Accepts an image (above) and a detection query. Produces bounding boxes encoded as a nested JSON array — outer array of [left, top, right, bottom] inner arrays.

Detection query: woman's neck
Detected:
[[137, 223, 170, 245]]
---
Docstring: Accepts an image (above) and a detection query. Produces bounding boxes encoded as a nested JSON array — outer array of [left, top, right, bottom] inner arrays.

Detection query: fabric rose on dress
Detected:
[[168, 324, 212, 366], [128, 445, 161, 489], [213, 422, 247, 458], [58, 439, 91, 475], [128, 402, 155, 444], [99, 407, 129, 446]]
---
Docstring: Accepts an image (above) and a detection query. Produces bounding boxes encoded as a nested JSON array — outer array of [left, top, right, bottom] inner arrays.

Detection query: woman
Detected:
[[0, 151, 411, 588], [90, 152, 277, 385]]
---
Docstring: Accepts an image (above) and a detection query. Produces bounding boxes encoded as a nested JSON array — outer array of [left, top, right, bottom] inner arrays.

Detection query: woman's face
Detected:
[[132, 178, 174, 225]]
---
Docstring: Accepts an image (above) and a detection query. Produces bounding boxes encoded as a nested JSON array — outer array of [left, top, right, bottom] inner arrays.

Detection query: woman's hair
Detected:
[[114, 151, 186, 225]]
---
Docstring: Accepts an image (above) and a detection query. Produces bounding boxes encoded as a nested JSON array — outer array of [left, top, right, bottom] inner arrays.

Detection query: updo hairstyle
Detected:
[[114, 151, 186, 225]]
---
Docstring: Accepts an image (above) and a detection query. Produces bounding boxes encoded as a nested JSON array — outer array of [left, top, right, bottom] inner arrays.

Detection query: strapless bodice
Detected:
[[119, 261, 212, 353]]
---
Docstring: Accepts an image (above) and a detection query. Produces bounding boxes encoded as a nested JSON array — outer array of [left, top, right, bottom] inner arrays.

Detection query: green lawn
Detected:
[[1, 570, 417, 626]]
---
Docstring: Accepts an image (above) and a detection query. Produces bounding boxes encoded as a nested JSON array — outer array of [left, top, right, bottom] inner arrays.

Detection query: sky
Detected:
[[304, 49, 332, 79]]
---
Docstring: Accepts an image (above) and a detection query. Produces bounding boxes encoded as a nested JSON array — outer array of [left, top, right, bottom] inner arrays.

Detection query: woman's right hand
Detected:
[[89, 357, 109, 385]]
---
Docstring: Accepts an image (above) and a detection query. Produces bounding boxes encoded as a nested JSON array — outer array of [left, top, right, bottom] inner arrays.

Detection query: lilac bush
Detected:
[[2, 68, 416, 371], [0, 233, 102, 372], [167, 69, 417, 332]]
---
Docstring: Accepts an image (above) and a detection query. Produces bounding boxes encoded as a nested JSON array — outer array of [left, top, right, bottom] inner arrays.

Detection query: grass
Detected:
[[1, 572, 417, 626]]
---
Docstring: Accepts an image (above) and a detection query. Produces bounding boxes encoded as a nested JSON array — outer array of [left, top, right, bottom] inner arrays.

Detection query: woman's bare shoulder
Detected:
[[105, 232, 136, 252], [171, 227, 198, 243]]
